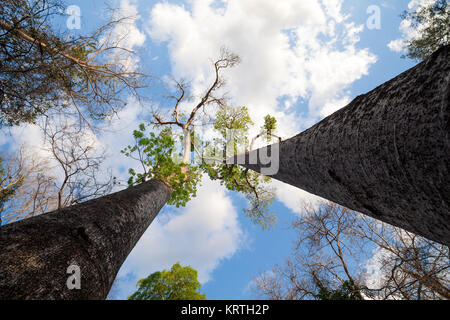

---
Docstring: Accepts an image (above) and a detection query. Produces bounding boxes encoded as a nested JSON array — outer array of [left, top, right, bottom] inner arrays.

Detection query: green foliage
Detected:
[[213, 105, 254, 137], [262, 115, 277, 142], [122, 106, 277, 229], [402, 0, 449, 60], [316, 280, 364, 300], [128, 263, 206, 300], [202, 106, 276, 229], [202, 162, 276, 229], [121, 124, 201, 207]]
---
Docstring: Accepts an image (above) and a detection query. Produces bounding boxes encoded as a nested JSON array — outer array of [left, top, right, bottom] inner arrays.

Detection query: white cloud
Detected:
[[113, 177, 244, 299], [96, 97, 147, 184], [272, 180, 324, 216], [362, 246, 387, 294], [102, 0, 146, 72], [320, 96, 351, 118], [322, 0, 347, 23], [148, 0, 376, 136]]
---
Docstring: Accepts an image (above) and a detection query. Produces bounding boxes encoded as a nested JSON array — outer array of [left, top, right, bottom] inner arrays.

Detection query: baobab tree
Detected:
[[241, 44, 450, 246]]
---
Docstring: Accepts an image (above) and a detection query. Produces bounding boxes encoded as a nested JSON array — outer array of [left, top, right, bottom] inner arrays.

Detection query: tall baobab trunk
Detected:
[[0, 179, 172, 299], [242, 45, 450, 246]]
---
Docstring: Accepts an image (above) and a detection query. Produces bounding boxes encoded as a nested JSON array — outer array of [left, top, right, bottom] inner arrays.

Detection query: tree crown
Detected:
[[128, 262, 206, 300]]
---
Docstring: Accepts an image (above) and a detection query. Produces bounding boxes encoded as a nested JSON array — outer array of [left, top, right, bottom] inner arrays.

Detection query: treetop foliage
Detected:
[[316, 280, 363, 300], [128, 262, 206, 300], [121, 50, 278, 229], [120, 125, 201, 207], [402, 0, 449, 60]]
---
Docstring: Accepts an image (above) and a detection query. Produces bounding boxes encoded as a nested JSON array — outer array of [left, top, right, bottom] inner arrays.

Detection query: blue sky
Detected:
[[1, 0, 427, 300]]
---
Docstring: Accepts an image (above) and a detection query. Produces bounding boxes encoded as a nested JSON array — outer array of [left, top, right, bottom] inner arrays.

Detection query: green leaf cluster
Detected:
[[201, 106, 276, 229], [121, 124, 201, 207], [128, 262, 206, 300], [262, 115, 277, 142], [214, 105, 253, 136]]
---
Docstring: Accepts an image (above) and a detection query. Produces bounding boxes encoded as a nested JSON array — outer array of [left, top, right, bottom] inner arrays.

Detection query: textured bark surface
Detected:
[[242, 45, 450, 246], [0, 179, 172, 299]]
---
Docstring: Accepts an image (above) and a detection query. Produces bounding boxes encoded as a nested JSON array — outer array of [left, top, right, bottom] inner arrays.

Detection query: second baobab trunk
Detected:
[[242, 45, 450, 246]]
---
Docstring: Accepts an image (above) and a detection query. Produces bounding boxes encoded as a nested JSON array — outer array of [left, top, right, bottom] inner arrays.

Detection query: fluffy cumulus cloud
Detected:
[[113, 177, 244, 298], [387, 0, 436, 53], [148, 0, 376, 136], [272, 180, 324, 216]]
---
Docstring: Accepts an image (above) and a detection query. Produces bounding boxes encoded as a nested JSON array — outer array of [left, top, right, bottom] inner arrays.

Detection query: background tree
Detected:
[[0, 0, 146, 126], [43, 120, 113, 209], [0, 147, 56, 225], [355, 217, 450, 300], [316, 280, 363, 300], [401, 0, 449, 60], [253, 201, 449, 300], [128, 263, 206, 300], [0, 121, 112, 224]]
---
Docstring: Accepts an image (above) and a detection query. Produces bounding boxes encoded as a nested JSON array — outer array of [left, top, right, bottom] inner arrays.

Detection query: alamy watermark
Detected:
[[366, 5, 381, 30], [66, 5, 81, 30], [66, 264, 81, 290]]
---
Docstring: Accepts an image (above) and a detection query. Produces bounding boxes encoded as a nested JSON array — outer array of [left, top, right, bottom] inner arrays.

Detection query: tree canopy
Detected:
[[402, 0, 449, 60], [316, 280, 363, 301], [128, 263, 206, 300], [0, 0, 145, 126]]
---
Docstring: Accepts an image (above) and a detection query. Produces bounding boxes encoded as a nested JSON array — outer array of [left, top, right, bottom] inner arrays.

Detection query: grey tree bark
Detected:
[[0, 179, 172, 299], [241, 45, 450, 246]]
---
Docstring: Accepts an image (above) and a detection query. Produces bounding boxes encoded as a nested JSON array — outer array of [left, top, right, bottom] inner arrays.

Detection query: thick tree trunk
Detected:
[[0, 179, 172, 299], [241, 45, 450, 246]]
